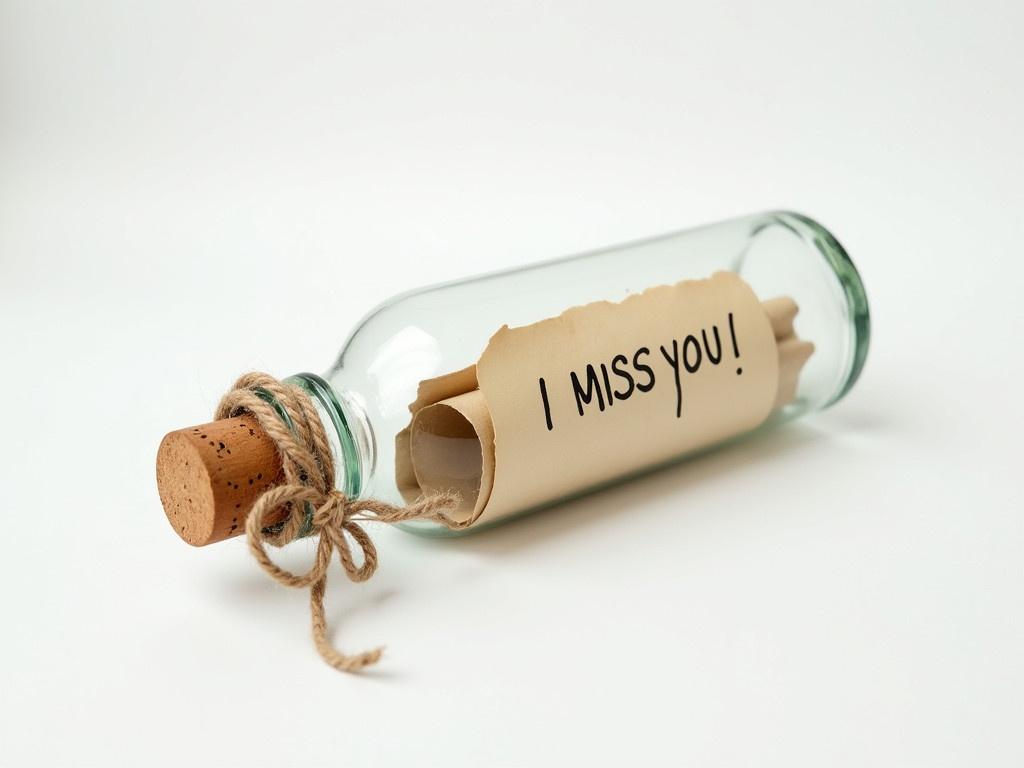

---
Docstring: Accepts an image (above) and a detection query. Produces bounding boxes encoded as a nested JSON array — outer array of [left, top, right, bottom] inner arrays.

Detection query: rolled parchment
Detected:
[[410, 391, 496, 526], [403, 293, 814, 524]]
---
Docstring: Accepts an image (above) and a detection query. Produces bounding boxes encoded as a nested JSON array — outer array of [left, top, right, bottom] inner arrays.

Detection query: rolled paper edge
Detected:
[[410, 390, 496, 525]]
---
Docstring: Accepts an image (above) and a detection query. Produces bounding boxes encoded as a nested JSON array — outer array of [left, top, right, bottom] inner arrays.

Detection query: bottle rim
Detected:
[[770, 210, 871, 408]]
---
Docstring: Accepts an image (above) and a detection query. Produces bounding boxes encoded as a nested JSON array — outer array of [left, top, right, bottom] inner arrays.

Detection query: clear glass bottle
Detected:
[[286, 210, 870, 534]]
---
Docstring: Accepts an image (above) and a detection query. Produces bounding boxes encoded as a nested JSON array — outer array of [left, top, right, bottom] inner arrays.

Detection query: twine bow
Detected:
[[216, 372, 465, 672]]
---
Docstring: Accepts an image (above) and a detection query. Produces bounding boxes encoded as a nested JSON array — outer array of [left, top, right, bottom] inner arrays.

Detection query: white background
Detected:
[[1, 1, 1022, 766]]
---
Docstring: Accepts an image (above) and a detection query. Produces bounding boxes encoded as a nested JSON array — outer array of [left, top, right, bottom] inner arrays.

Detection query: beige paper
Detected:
[[409, 390, 495, 524], [773, 336, 815, 410], [396, 365, 478, 504], [399, 271, 784, 525]]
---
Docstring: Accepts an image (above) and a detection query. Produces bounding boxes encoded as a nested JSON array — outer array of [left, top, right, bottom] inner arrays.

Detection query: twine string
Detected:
[[215, 372, 465, 672]]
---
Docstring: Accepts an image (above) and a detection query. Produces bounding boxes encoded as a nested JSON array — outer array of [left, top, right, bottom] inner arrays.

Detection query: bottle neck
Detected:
[[284, 372, 376, 499]]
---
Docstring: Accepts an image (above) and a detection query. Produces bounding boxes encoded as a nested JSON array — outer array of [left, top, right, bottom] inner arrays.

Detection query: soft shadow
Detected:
[[208, 419, 851, 682], [411, 421, 830, 557], [213, 569, 413, 682]]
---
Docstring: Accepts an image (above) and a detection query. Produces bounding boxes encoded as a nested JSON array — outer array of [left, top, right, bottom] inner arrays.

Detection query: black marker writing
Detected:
[[600, 363, 614, 408], [539, 377, 553, 431], [682, 334, 702, 373], [659, 339, 682, 418], [610, 354, 634, 401], [571, 364, 605, 415], [634, 347, 655, 392], [727, 312, 743, 374], [543, 310, 745, 429], [702, 326, 722, 364]]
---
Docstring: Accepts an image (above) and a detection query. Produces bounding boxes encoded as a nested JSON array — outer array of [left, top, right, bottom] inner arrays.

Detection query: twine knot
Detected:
[[216, 372, 464, 672]]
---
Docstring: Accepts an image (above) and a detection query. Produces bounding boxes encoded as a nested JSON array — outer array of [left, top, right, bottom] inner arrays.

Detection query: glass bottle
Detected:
[[285, 210, 870, 535]]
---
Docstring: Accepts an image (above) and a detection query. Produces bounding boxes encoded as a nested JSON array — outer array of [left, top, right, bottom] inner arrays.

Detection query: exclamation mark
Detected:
[[728, 312, 743, 375]]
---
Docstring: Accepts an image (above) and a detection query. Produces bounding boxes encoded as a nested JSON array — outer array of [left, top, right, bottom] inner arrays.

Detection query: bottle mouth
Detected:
[[737, 210, 871, 411], [784, 211, 870, 406], [286, 372, 376, 498]]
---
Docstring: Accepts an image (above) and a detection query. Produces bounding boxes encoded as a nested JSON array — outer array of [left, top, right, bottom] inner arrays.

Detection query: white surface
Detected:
[[1, 2, 1022, 766]]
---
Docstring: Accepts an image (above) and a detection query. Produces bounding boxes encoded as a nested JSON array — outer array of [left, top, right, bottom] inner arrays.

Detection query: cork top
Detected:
[[156, 416, 285, 546]]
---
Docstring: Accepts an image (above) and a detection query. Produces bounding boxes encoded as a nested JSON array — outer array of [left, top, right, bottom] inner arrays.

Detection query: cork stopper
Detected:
[[156, 417, 285, 546]]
